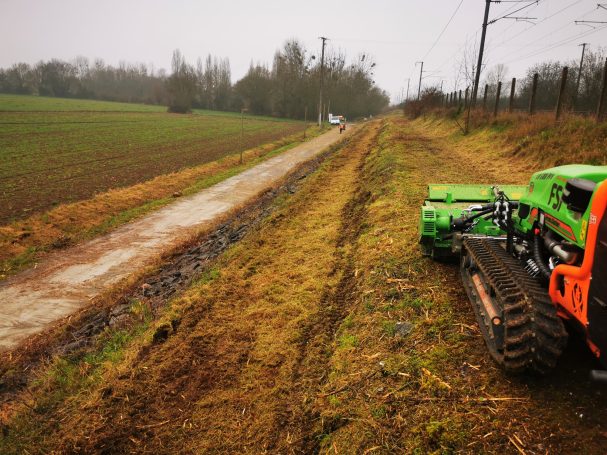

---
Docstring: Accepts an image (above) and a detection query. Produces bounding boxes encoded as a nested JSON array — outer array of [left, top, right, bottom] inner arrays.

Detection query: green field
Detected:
[[0, 95, 302, 223], [0, 94, 291, 121], [0, 94, 166, 112]]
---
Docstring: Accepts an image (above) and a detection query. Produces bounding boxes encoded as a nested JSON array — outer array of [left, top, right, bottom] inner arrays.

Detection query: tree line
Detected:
[[0, 39, 390, 119]]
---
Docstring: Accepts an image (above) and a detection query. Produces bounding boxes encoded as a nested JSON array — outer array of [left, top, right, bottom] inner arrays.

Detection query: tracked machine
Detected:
[[419, 165, 607, 375]]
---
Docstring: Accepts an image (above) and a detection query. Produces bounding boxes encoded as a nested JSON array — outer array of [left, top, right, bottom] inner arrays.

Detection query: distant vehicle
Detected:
[[328, 113, 343, 125]]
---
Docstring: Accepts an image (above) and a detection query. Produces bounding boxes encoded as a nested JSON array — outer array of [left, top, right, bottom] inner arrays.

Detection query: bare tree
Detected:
[[457, 38, 479, 92], [484, 64, 508, 99]]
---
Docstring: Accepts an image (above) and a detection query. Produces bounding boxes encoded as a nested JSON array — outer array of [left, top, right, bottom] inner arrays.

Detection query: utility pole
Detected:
[[597, 58, 607, 121], [416, 61, 424, 100], [318, 36, 328, 126], [405, 78, 410, 101], [472, 0, 491, 106], [556, 67, 569, 121], [574, 43, 589, 108]]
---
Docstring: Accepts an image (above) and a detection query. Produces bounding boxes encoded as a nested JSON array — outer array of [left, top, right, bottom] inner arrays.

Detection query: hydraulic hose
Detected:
[[452, 207, 495, 231], [466, 207, 495, 222], [534, 233, 552, 281]]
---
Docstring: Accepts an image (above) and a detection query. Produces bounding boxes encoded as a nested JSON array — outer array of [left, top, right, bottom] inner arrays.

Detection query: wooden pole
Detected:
[[529, 73, 538, 115], [458, 90, 462, 107], [509, 77, 516, 113], [472, 0, 491, 106], [574, 43, 588, 109], [483, 84, 488, 111], [318, 36, 327, 126], [597, 59, 607, 121], [555, 66, 568, 121], [493, 81, 502, 118]]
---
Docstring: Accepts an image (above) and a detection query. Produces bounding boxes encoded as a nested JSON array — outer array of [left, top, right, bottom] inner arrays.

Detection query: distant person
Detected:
[[339, 118, 346, 134]]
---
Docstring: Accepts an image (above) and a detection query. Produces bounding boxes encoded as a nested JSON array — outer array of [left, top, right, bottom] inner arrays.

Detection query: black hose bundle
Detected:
[[534, 233, 552, 281]]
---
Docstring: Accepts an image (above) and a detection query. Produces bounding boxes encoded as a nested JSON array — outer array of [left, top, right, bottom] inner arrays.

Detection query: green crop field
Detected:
[[0, 95, 303, 223]]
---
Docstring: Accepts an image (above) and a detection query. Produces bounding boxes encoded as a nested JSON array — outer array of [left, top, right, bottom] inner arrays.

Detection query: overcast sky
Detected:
[[2, 0, 607, 102]]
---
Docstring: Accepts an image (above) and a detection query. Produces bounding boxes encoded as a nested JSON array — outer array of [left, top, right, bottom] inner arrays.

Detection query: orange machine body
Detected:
[[549, 179, 607, 360]]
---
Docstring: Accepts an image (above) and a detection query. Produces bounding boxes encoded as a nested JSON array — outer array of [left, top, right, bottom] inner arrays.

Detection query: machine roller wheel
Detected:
[[461, 238, 568, 374]]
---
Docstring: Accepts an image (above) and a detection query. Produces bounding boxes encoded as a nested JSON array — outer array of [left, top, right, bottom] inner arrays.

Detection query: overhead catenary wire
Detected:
[[493, 4, 603, 62], [421, 0, 465, 61], [402, 1, 597, 101], [501, 23, 607, 65], [482, 0, 543, 67], [487, 0, 548, 49], [488, 0, 540, 24], [435, 0, 540, 92], [486, 0, 583, 53]]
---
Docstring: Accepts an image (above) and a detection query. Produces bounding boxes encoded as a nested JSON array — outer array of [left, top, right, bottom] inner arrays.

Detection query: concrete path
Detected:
[[0, 126, 353, 350]]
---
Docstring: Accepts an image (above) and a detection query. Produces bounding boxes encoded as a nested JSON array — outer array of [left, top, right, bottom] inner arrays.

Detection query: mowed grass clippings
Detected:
[[311, 115, 607, 454], [0, 122, 381, 454]]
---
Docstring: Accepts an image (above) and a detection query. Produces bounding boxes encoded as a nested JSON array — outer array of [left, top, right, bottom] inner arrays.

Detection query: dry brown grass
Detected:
[[421, 109, 607, 170]]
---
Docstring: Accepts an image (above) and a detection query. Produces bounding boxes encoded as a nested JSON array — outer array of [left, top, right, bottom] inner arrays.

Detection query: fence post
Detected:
[[483, 84, 489, 111], [464, 87, 469, 108], [493, 81, 502, 118], [529, 73, 538, 115], [555, 66, 568, 121], [597, 59, 607, 121], [483, 84, 488, 111], [509, 78, 516, 113]]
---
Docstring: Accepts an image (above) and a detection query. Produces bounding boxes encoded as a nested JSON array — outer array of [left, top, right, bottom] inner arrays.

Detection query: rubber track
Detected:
[[463, 238, 568, 374]]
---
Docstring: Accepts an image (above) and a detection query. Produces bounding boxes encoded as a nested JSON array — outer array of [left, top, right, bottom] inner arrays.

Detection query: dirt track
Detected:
[[0, 126, 352, 350]]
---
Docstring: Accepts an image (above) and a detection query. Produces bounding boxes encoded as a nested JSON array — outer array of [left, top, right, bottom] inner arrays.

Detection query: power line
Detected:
[[502, 23, 607, 64], [488, 0, 539, 24], [422, 0, 465, 60], [483, 0, 543, 63], [495, 4, 600, 62], [486, 0, 582, 54]]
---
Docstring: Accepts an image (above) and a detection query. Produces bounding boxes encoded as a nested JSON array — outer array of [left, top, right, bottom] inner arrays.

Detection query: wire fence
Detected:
[[440, 58, 607, 121]]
